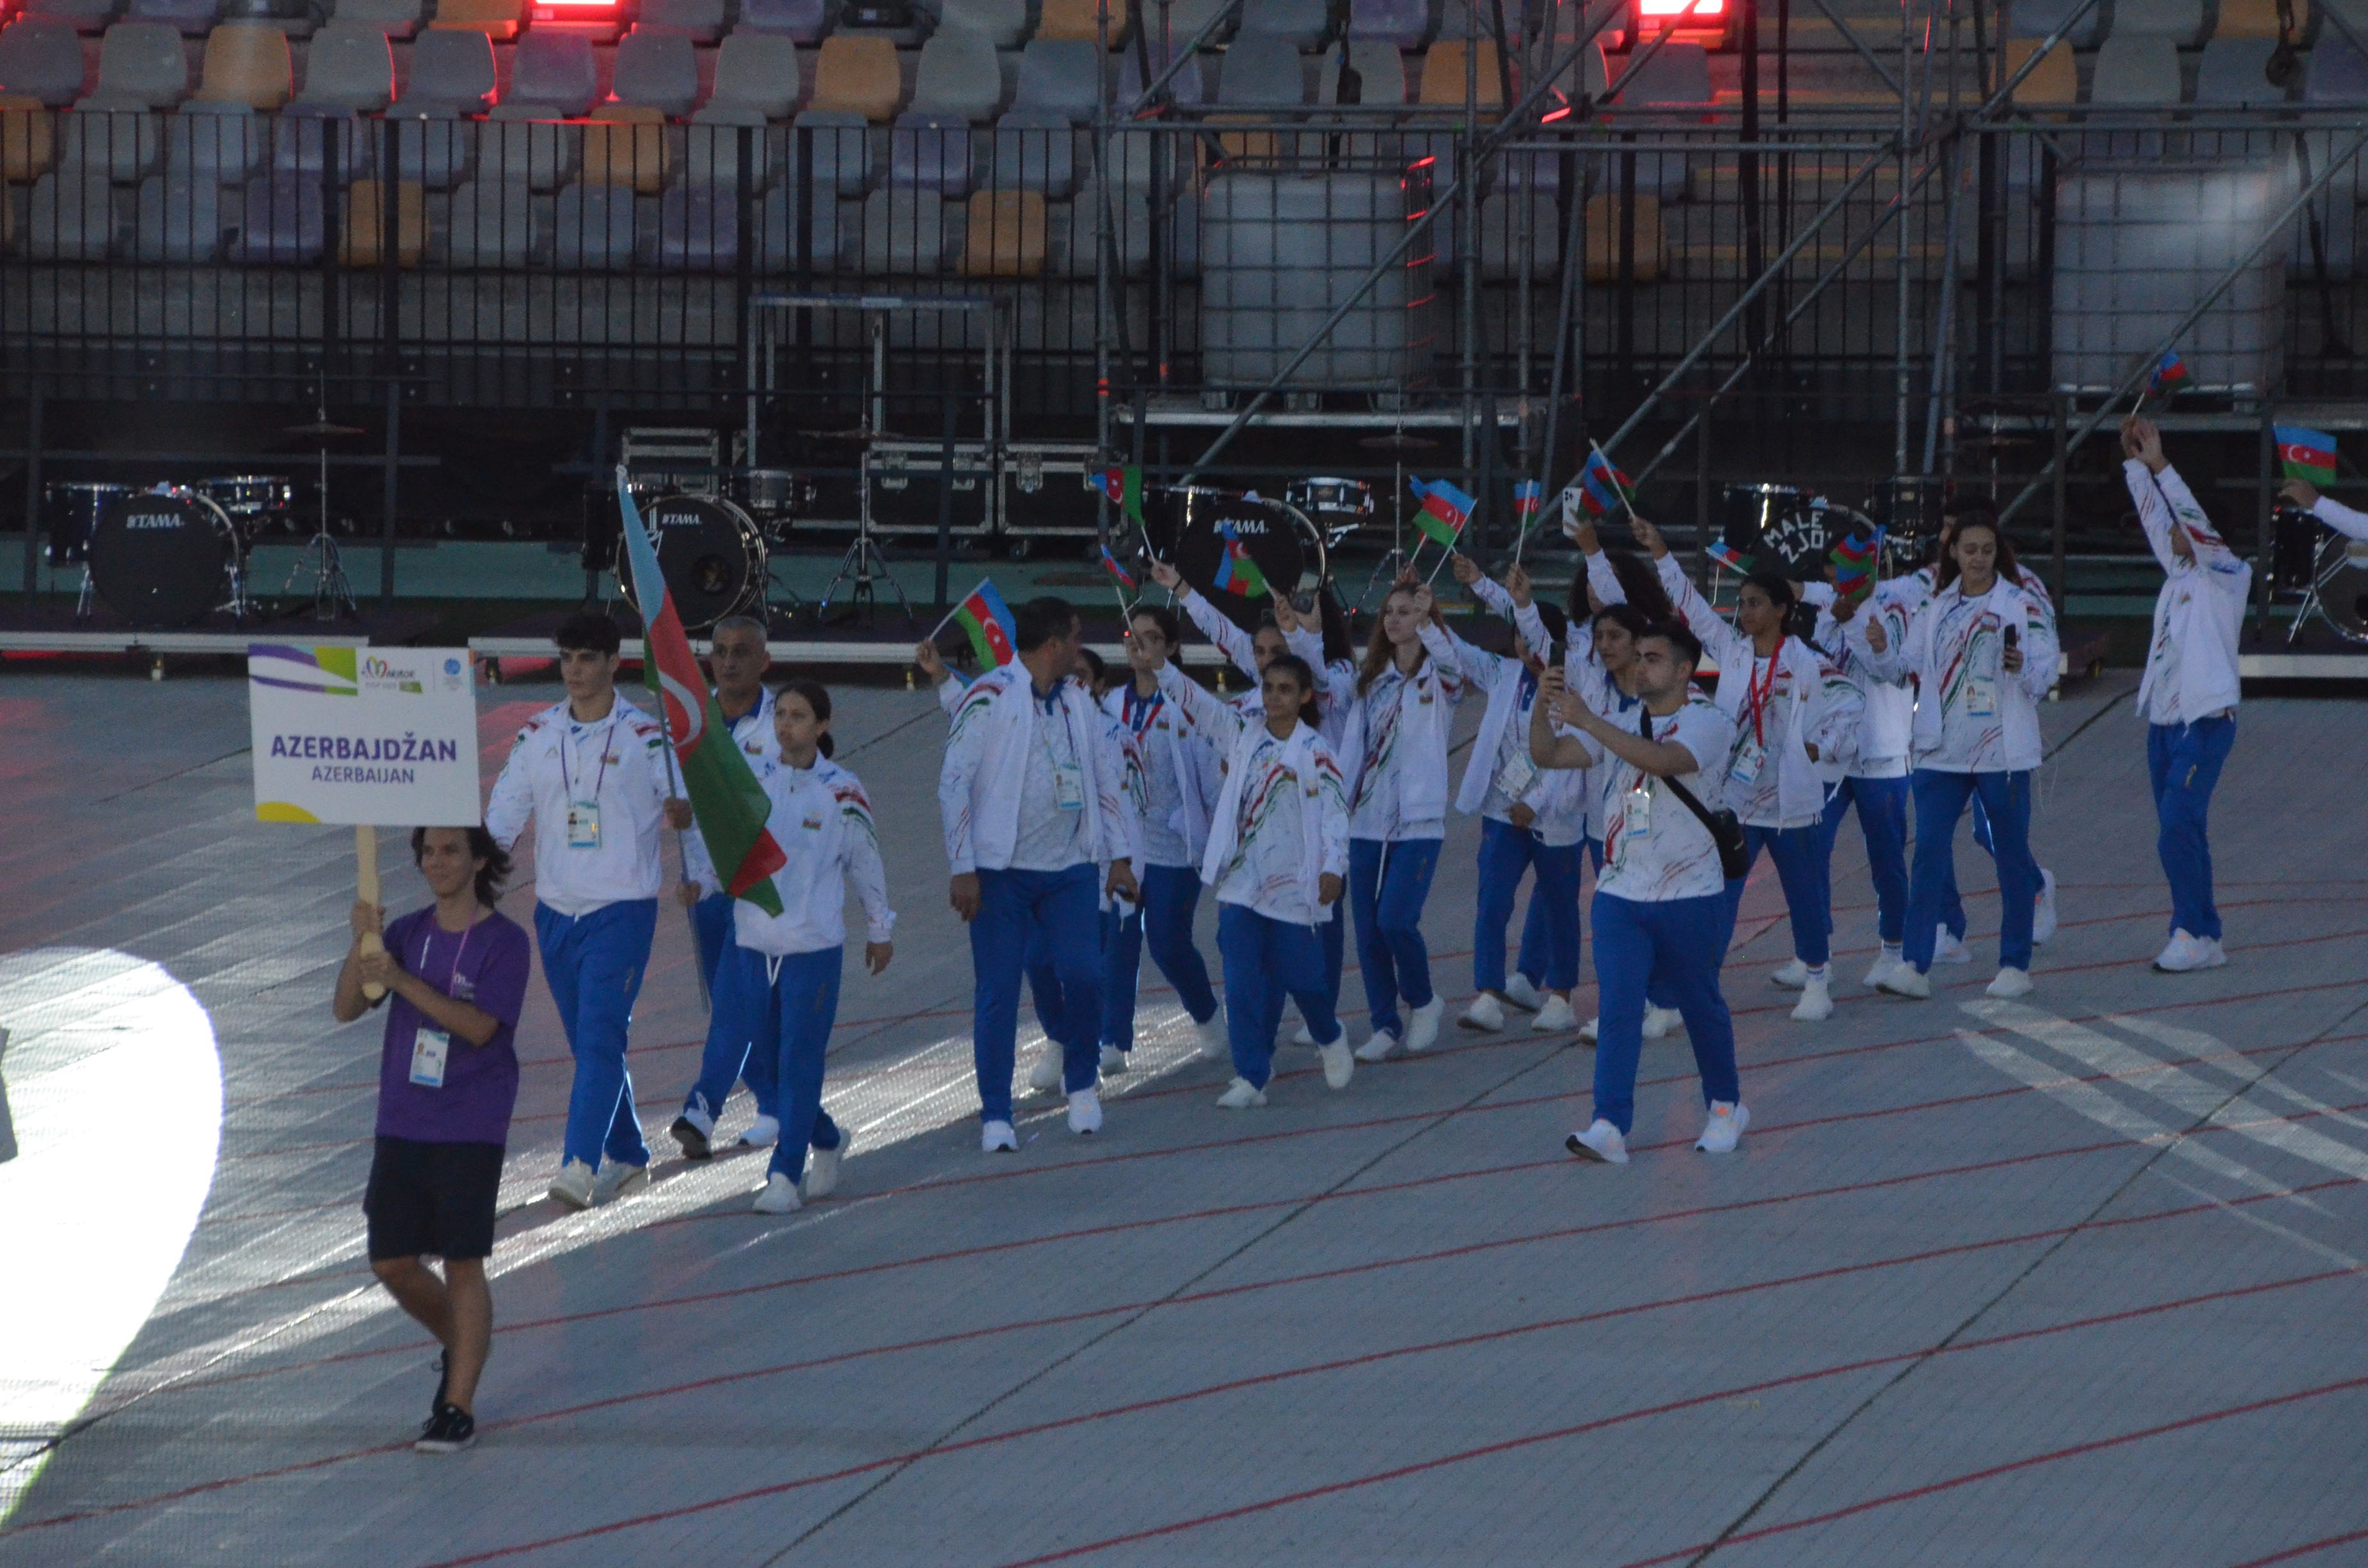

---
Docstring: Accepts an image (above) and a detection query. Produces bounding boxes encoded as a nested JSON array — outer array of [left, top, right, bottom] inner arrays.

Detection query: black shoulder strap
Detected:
[[1639, 700, 1723, 833]]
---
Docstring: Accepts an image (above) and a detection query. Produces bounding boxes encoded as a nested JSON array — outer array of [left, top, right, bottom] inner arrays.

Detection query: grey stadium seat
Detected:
[[635, 0, 727, 40], [734, 0, 834, 42], [909, 22, 1005, 119], [1238, 0, 1331, 49], [852, 186, 960, 271], [1117, 45, 1206, 108], [295, 22, 395, 112], [2193, 37, 2290, 108], [27, 165, 122, 256], [19, 0, 122, 38], [441, 177, 543, 265], [1345, 0, 1435, 48], [787, 110, 882, 194], [2110, 0, 2207, 43], [936, 0, 1025, 48], [169, 104, 270, 184], [2089, 35, 2182, 102], [757, 183, 845, 271], [1433, 188, 1561, 281], [1011, 38, 1101, 121], [1218, 33, 1308, 107], [648, 179, 737, 268], [229, 171, 324, 261], [81, 20, 188, 106], [987, 108, 1078, 194], [392, 29, 494, 115], [131, 167, 223, 256], [0, 19, 92, 106], [124, 0, 218, 36], [392, 115, 476, 189], [500, 31, 600, 116], [331, 0, 422, 36], [694, 31, 802, 121], [2008, 0, 2110, 48], [611, 31, 700, 117], [887, 109, 973, 193], [1162, 0, 1239, 46], [555, 181, 642, 267]]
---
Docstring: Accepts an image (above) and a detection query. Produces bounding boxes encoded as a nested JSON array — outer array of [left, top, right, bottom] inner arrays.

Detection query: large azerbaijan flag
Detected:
[[617, 471, 787, 914]]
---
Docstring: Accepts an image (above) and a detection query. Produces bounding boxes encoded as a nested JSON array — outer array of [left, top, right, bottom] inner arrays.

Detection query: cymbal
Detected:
[[1359, 432, 1438, 453], [802, 427, 907, 445], [284, 420, 366, 437], [1954, 432, 2037, 450]]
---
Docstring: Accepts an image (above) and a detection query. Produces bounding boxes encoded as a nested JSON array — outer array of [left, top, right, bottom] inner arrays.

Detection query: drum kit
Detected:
[[50, 473, 302, 628], [1720, 482, 1916, 578], [2274, 503, 2368, 644], [595, 468, 821, 634]]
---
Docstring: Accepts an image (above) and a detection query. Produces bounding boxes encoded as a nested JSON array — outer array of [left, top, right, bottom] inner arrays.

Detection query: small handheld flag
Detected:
[[2275, 425, 2339, 486], [1213, 518, 1270, 598], [2147, 351, 2190, 400], [1831, 527, 1880, 605], [1577, 448, 1636, 518], [1513, 479, 1543, 520], [1409, 476, 1476, 550], [1706, 540, 1757, 575], [937, 577, 1018, 669], [1090, 465, 1144, 524], [1098, 543, 1137, 591]]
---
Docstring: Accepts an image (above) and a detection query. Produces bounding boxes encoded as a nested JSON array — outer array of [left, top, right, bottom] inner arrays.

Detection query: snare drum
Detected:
[[734, 469, 813, 517], [86, 489, 242, 627], [195, 475, 295, 519], [1286, 477, 1375, 522], [44, 481, 133, 564], [616, 493, 769, 633]]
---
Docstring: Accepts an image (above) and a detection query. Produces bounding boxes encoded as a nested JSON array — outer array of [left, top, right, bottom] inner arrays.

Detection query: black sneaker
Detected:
[[669, 1115, 712, 1161], [415, 1402, 477, 1454]]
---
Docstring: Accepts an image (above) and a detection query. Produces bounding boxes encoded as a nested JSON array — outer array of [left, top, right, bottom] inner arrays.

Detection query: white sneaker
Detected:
[[736, 1115, 780, 1149], [1502, 974, 1545, 1011], [2198, 936, 2230, 968], [1878, 966, 1932, 999], [752, 1172, 801, 1214], [548, 1157, 596, 1211], [1317, 1040, 1354, 1089], [1986, 967, 2034, 999], [1695, 1100, 1750, 1154], [2153, 930, 2210, 973], [1862, 947, 1904, 988], [1578, 1015, 1600, 1045], [1768, 959, 1810, 990], [1028, 1043, 1067, 1093], [593, 1161, 649, 1204], [1459, 993, 1506, 1033], [1642, 1005, 1684, 1040], [2032, 868, 2058, 945], [1215, 1076, 1267, 1109], [1790, 973, 1834, 1022], [1932, 927, 1973, 965], [980, 1119, 1019, 1154], [1533, 995, 1577, 1033], [1354, 1029, 1399, 1063], [1291, 1023, 1317, 1047], [801, 1130, 850, 1200], [1195, 1011, 1231, 1062], [1066, 1086, 1103, 1135], [1404, 995, 1446, 1054], [1098, 1045, 1130, 1076], [1565, 1120, 1629, 1164]]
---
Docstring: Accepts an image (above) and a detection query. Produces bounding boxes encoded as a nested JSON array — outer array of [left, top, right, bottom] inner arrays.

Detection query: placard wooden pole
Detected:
[[356, 823, 388, 1001]]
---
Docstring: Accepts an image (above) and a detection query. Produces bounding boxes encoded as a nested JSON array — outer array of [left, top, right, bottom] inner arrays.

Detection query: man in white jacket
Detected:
[[941, 597, 1140, 1150], [2124, 417, 2249, 972]]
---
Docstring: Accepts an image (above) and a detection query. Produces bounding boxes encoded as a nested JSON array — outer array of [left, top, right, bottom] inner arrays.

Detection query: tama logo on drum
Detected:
[[124, 512, 185, 530], [655, 509, 706, 528]]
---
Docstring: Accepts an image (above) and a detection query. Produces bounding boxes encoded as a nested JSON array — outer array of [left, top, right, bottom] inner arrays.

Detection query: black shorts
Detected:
[[365, 1136, 505, 1262]]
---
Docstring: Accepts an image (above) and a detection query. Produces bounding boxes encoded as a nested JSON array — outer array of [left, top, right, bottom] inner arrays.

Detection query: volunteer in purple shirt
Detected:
[[333, 824, 531, 1455]]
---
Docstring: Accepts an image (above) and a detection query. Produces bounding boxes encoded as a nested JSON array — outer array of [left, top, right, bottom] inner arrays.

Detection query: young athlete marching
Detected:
[[683, 680, 894, 1213]]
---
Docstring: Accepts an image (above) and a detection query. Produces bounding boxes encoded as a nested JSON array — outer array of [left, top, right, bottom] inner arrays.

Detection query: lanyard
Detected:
[[559, 712, 620, 803], [1037, 687, 1076, 768], [1745, 637, 1782, 747], [414, 913, 477, 999], [1122, 683, 1164, 740]]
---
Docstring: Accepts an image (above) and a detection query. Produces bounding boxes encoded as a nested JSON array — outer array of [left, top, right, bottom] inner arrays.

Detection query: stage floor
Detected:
[[1, 673, 2364, 1567]]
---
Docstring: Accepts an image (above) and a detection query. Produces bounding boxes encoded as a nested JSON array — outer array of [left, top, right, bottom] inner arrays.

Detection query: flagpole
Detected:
[[1587, 437, 1634, 521], [924, 575, 994, 645], [658, 728, 711, 1013]]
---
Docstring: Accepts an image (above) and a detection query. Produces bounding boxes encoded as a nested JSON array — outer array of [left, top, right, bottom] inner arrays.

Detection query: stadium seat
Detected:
[[611, 30, 700, 117], [169, 102, 270, 183], [502, 31, 600, 116], [757, 181, 845, 269], [442, 176, 541, 264], [331, 0, 422, 36], [584, 105, 670, 191], [1163, 0, 1239, 45], [391, 115, 473, 186], [2212, 0, 2308, 38], [1320, 38, 1409, 106], [391, 27, 494, 113], [889, 111, 973, 192], [1604, 39, 1708, 105], [1434, 188, 1560, 281], [634, 0, 727, 40], [0, 19, 94, 106], [26, 165, 120, 256], [938, 0, 1026, 47], [295, 22, 394, 110], [2194, 36, 2292, 106], [910, 22, 1005, 118], [124, 0, 220, 37], [2005, 36, 2079, 106], [2306, 33, 2368, 99], [809, 35, 903, 118], [1583, 190, 1661, 282], [82, 20, 188, 106], [2109, 0, 2208, 44], [786, 111, 882, 193], [836, 0, 929, 45], [987, 107, 1076, 193], [131, 165, 222, 254], [338, 176, 424, 264], [1239, 0, 1331, 47], [960, 186, 1046, 274], [853, 185, 957, 270], [1033, 0, 1121, 41], [695, 31, 803, 120], [2008, 0, 2109, 47], [192, 22, 292, 108], [1012, 38, 1100, 120], [1, 96, 60, 181], [1117, 44, 1206, 108], [230, 170, 324, 259], [20, 0, 122, 38], [555, 181, 641, 266], [2089, 35, 2181, 102], [1346, 0, 1435, 48], [648, 178, 737, 266], [685, 120, 776, 188], [429, 0, 523, 41], [1219, 33, 1308, 106], [734, 0, 834, 42], [271, 108, 378, 180], [218, 0, 317, 35]]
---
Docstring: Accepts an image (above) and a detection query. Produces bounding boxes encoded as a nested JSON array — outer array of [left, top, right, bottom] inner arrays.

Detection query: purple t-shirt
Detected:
[[372, 906, 532, 1145]]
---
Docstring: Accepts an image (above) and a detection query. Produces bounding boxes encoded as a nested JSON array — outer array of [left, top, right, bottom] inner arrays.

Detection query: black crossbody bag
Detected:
[[1639, 705, 1751, 881]]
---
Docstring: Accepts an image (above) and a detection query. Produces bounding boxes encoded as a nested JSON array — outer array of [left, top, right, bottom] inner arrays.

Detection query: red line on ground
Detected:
[[2222, 1527, 2368, 1567]]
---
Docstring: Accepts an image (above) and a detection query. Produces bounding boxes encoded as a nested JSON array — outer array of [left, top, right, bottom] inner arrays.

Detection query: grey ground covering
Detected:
[[0, 668, 2362, 1567]]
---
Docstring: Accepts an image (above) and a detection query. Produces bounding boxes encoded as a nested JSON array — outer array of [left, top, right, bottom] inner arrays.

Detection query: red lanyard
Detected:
[[1745, 637, 1782, 747]]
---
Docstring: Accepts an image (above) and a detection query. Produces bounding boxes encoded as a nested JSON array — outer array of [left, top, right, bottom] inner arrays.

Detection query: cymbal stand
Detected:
[[281, 390, 359, 621], [1361, 446, 1411, 608], [816, 315, 914, 627]]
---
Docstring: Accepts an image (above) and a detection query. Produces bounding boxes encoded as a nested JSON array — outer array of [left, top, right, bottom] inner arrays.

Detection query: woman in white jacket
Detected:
[[2124, 416, 2249, 972], [1634, 516, 1864, 1023], [1343, 578, 1467, 1061], [1197, 654, 1356, 1105], [682, 681, 894, 1215], [1855, 516, 2059, 999]]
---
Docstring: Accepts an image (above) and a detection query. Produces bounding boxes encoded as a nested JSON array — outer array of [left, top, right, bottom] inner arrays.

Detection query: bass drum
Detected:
[[1154, 487, 1327, 634], [44, 481, 132, 564], [1722, 483, 1877, 576], [87, 490, 240, 628], [616, 493, 768, 633]]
